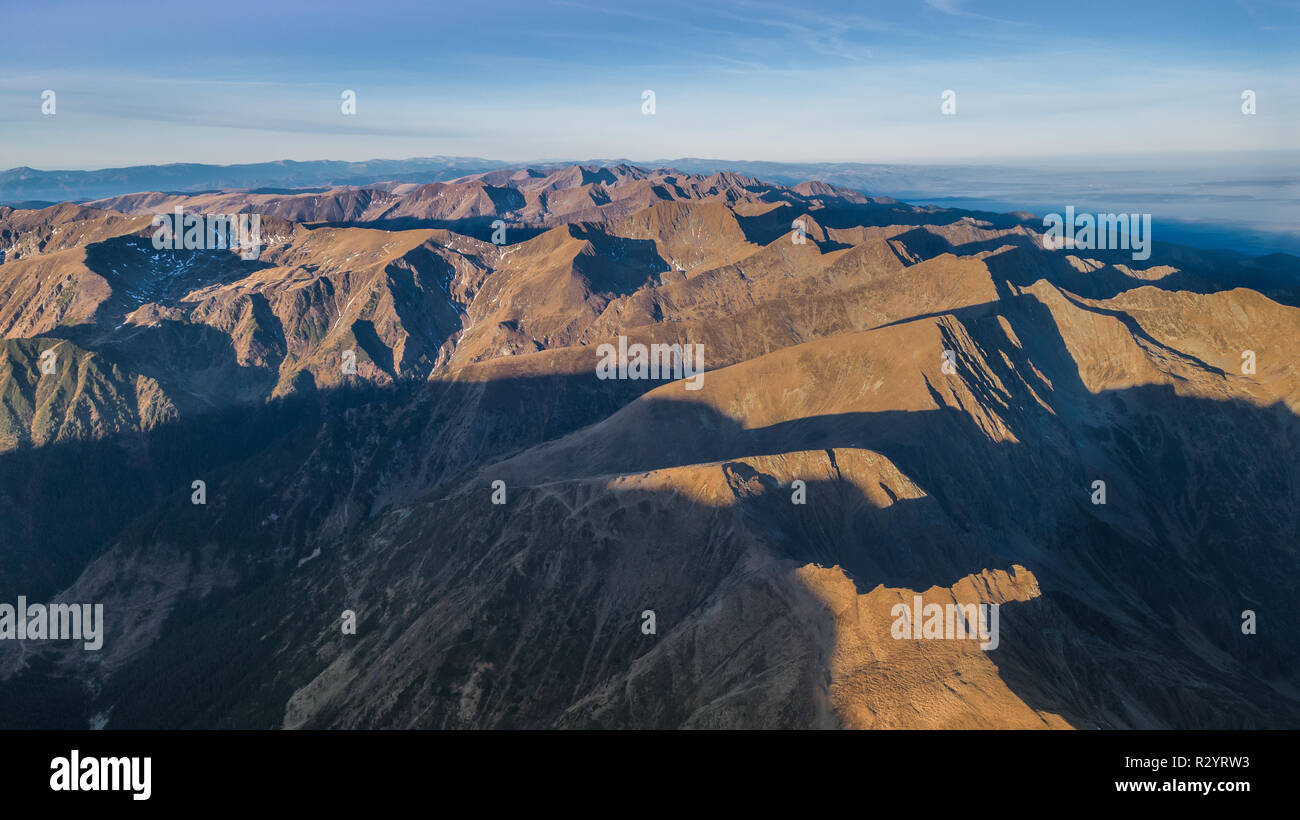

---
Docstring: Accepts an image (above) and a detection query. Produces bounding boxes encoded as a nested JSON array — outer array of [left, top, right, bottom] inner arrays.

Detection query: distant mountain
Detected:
[[84, 164, 881, 238], [0, 157, 514, 203]]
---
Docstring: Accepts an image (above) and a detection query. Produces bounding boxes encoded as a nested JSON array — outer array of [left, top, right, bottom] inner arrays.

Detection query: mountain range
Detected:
[[0, 163, 1296, 728]]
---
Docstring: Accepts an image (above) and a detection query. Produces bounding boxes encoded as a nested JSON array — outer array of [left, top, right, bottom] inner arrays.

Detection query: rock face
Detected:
[[0, 165, 1296, 729]]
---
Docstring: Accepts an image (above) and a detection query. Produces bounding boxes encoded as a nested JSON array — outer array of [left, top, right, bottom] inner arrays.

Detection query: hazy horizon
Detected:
[[6, 147, 1300, 175]]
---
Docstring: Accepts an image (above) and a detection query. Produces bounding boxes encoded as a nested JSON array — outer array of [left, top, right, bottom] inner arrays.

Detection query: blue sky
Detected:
[[0, 0, 1296, 169]]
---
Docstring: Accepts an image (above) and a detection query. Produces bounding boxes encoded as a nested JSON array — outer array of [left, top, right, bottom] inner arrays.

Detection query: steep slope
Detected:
[[0, 337, 175, 449]]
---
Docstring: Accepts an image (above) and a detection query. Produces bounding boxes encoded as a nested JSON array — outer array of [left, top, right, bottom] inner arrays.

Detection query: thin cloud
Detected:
[[923, 0, 1029, 26]]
